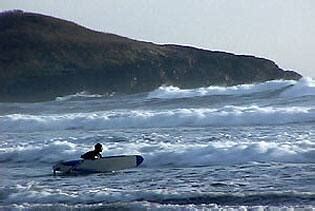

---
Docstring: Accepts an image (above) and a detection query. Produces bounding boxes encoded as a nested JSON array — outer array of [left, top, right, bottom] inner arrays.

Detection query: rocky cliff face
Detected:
[[0, 11, 302, 102]]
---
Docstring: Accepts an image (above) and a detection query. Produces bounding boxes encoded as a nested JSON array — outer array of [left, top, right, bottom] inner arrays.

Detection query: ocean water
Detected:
[[0, 78, 315, 210]]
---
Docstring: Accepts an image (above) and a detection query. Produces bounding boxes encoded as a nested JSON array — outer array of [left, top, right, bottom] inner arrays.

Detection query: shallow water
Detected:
[[1, 78, 315, 210]]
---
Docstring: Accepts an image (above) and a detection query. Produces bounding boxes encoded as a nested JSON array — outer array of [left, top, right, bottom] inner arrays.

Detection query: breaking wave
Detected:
[[1, 136, 314, 166], [1, 105, 314, 132], [55, 91, 106, 101], [148, 78, 315, 99]]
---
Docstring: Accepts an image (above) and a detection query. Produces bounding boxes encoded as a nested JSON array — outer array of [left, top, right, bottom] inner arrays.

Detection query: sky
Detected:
[[1, 0, 314, 78]]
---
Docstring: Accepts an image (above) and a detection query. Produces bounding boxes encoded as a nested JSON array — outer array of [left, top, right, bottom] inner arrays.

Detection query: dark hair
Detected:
[[95, 143, 102, 149]]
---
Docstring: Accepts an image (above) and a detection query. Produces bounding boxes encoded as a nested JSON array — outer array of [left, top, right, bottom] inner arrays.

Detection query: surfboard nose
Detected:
[[136, 155, 144, 166]]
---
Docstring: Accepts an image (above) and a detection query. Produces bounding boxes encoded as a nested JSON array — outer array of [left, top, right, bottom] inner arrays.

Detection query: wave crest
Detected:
[[148, 78, 315, 99], [1, 105, 314, 132], [55, 91, 106, 101]]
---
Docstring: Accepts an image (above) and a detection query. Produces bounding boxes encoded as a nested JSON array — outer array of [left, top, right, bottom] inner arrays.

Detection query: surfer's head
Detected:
[[94, 143, 103, 152]]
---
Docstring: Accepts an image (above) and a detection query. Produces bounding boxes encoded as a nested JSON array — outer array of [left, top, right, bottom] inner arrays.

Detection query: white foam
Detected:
[[128, 202, 312, 211], [148, 80, 297, 99], [280, 77, 315, 98], [0, 140, 79, 163], [148, 78, 315, 99], [140, 139, 315, 167], [5, 184, 314, 209], [1, 135, 313, 165], [1, 105, 314, 132], [6, 187, 138, 204], [2, 203, 308, 211], [55, 91, 104, 101]]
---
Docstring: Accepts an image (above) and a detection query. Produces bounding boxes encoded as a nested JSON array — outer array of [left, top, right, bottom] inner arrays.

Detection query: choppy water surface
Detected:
[[1, 78, 315, 210]]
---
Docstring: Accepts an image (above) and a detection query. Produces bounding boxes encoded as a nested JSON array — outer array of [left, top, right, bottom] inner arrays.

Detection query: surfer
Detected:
[[81, 143, 103, 160]]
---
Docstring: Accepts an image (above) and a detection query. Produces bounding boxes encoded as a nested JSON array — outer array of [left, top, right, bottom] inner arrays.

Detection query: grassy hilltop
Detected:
[[0, 10, 301, 102]]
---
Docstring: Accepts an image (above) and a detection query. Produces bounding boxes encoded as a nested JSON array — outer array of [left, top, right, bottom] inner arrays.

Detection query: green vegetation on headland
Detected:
[[0, 10, 302, 102]]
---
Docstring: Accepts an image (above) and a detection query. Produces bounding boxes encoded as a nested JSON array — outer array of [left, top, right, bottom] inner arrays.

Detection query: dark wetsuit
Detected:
[[80, 150, 102, 160]]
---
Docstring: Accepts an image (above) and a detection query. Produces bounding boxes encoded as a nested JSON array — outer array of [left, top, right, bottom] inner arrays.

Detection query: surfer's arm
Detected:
[[81, 151, 94, 160]]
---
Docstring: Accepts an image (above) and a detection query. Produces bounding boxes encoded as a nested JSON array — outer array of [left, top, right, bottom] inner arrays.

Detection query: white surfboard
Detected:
[[53, 155, 144, 174]]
